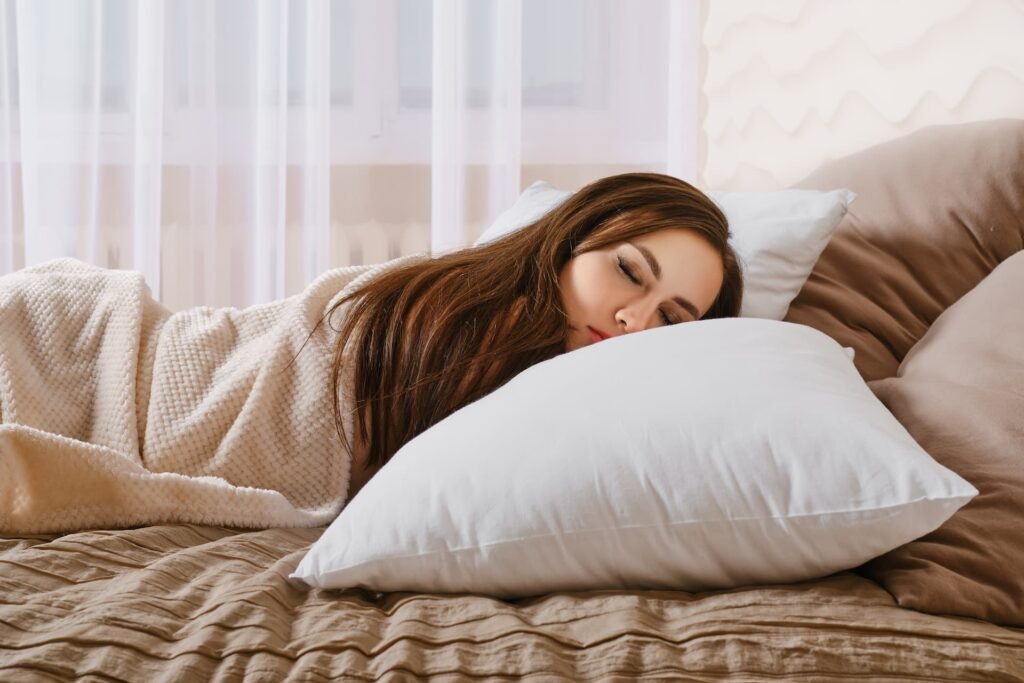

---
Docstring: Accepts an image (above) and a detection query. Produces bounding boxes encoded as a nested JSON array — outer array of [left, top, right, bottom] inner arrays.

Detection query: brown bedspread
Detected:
[[2, 526, 1022, 681]]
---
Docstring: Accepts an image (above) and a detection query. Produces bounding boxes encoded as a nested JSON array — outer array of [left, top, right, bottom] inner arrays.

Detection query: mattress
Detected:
[[2, 525, 1022, 680]]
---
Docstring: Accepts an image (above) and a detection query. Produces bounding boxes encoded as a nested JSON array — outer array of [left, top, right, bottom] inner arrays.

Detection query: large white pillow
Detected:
[[292, 319, 975, 598], [473, 181, 855, 320]]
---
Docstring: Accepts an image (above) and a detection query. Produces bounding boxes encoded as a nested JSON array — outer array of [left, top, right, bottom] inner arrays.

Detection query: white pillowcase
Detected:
[[292, 319, 975, 598], [473, 180, 855, 320]]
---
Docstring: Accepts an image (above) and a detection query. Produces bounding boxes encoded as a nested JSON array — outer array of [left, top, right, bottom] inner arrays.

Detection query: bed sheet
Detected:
[[2, 525, 1022, 681]]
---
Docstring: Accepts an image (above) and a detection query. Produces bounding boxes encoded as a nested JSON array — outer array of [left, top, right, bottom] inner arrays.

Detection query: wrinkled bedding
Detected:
[[2, 525, 1022, 681]]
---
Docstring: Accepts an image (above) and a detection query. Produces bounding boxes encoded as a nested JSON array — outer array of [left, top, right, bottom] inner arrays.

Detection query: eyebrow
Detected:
[[627, 241, 703, 320]]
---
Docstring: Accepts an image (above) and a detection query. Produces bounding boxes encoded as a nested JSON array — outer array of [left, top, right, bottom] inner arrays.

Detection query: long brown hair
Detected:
[[327, 172, 743, 473]]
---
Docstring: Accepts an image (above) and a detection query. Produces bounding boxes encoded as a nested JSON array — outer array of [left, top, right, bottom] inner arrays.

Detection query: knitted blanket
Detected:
[[0, 254, 422, 534]]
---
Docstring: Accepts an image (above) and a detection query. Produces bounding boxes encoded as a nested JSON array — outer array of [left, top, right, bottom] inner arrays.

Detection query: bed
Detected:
[[1, 527, 1020, 680], [3, 120, 1023, 680]]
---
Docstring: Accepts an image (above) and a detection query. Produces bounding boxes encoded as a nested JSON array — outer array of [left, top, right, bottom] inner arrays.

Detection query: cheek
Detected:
[[576, 259, 614, 307], [558, 268, 586, 329], [562, 253, 617, 322]]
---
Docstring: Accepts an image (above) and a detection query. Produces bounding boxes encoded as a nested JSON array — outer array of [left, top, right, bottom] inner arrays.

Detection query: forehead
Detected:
[[629, 228, 719, 265]]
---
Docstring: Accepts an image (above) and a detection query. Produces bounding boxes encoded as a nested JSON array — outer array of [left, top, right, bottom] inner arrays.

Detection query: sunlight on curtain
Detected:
[[0, 0, 700, 309]]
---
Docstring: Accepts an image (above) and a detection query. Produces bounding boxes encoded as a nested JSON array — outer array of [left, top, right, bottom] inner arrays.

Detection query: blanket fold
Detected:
[[0, 255, 422, 533]]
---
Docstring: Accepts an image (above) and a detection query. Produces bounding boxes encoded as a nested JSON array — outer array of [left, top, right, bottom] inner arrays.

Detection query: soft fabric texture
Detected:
[[6, 528, 1024, 681], [292, 318, 975, 598], [861, 251, 1024, 627], [708, 189, 853, 320], [780, 118, 1024, 625], [474, 180, 854, 320], [0, 254, 423, 534], [786, 118, 1024, 381]]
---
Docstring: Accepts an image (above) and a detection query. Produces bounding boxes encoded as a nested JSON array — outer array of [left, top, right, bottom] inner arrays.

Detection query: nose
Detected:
[[614, 302, 657, 335]]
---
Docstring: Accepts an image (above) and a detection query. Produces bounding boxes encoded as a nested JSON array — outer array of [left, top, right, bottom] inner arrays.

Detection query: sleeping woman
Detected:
[[0, 172, 742, 533]]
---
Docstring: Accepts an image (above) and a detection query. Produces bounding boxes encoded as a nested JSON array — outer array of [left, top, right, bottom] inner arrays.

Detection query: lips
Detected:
[[588, 326, 610, 343]]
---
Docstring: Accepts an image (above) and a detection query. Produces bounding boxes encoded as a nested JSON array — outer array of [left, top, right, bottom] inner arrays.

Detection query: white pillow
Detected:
[[292, 319, 975, 598], [473, 180, 855, 320]]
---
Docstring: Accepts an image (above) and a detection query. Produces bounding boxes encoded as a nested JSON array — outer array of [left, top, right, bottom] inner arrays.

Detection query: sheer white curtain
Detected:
[[0, 0, 700, 309]]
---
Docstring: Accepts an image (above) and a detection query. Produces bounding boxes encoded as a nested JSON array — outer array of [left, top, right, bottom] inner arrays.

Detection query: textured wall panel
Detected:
[[701, 0, 1024, 189]]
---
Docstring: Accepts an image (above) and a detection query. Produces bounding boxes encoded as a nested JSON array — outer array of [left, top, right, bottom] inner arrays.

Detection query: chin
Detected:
[[564, 322, 590, 353], [567, 335, 588, 353]]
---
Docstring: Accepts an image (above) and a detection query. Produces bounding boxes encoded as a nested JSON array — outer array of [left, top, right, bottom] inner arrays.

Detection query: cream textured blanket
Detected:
[[0, 254, 421, 534]]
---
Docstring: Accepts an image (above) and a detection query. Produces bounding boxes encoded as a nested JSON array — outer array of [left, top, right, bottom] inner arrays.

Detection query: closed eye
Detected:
[[617, 255, 640, 285], [617, 256, 676, 325]]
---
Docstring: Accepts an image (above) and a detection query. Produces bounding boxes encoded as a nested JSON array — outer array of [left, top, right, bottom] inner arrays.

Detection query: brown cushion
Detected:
[[785, 118, 1024, 381], [860, 251, 1024, 626]]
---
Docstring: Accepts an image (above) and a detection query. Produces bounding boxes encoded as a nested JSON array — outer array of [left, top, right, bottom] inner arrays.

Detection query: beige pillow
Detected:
[[782, 118, 1024, 625], [862, 252, 1024, 626], [786, 118, 1024, 381]]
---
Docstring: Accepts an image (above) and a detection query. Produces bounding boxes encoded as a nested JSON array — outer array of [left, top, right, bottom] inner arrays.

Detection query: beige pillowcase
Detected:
[[785, 118, 1024, 381], [861, 251, 1024, 626], [781, 118, 1024, 625]]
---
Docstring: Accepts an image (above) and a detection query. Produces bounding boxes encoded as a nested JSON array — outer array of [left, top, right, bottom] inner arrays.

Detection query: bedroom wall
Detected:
[[700, 0, 1024, 190]]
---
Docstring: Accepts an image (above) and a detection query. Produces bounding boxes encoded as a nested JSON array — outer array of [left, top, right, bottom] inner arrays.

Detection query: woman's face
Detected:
[[559, 228, 725, 352]]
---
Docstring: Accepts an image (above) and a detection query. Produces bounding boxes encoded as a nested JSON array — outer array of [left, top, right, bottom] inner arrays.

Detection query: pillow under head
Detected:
[[474, 181, 854, 321]]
